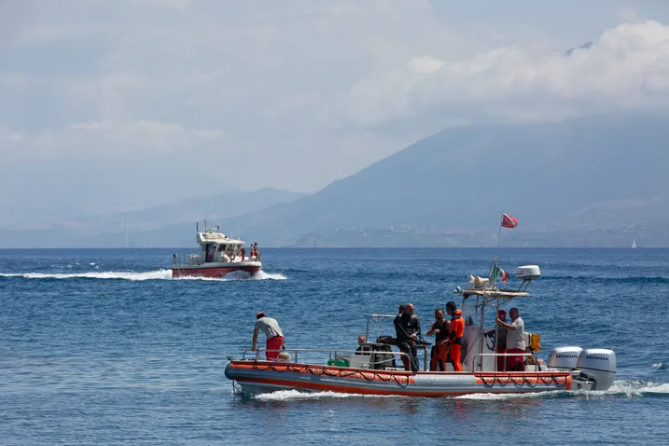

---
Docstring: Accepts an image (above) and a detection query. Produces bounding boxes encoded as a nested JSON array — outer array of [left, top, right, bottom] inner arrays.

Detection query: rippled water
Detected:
[[0, 248, 667, 445]]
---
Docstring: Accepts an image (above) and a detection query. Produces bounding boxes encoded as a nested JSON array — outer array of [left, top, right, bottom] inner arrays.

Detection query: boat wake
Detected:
[[253, 390, 393, 401], [219, 270, 287, 281], [455, 379, 669, 400], [242, 379, 669, 402], [0, 270, 173, 281], [604, 379, 669, 397], [0, 270, 287, 281], [176, 270, 287, 281]]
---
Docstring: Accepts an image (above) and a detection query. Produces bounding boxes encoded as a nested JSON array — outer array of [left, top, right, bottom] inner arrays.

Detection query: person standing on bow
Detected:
[[427, 308, 448, 371], [396, 303, 421, 372], [251, 312, 285, 361], [497, 307, 525, 372], [446, 301, 465, 372]]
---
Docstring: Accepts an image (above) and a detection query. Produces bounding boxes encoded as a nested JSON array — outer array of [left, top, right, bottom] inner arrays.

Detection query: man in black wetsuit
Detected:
[[395, 303, 421, 372], [393, 305, 408, 370]]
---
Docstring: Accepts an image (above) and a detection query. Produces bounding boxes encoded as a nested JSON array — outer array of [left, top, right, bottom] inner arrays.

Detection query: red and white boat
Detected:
[[172, 224, 262, 278], [225, 264, 617, 397]]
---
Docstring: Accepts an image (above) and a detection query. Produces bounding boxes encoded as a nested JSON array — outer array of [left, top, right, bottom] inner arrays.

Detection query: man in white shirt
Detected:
[[496, 307, 525, 371], [251, 312, 285, 360]]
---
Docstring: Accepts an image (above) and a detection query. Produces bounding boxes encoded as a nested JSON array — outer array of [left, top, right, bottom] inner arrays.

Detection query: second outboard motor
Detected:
[[576, 348, 617, 390]]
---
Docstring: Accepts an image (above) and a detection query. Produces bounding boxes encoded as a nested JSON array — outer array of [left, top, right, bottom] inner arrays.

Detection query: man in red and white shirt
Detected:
[[497, 307, 525, 371], [251, 312, 285, 360]]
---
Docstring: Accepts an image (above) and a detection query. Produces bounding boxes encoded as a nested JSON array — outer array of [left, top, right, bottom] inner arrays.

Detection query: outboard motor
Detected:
[[547, 346, 583, 371], [576, 348, 617, 390]]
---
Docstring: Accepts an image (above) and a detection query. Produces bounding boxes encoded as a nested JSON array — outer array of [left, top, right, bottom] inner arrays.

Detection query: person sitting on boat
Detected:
[[395, 303, 421, 372], [496, 307, 525, 371], [355, 334, 366, 352], [446, 301, 465, 372], [251, 312, 285, 361], [486, 309, 509, 371], [427, 308, 448, 371]]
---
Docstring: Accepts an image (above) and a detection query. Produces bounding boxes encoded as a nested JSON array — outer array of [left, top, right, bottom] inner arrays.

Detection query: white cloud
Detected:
[[2, 1, 669, 226], [344, 20, 669, 129], [15, 119, 227, 155], [131, 0, 191, 10], [0, 126, 24, 142]]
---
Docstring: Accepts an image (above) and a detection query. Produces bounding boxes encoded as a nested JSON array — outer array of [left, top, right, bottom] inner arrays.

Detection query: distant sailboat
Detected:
[[631, 239, 637, 249]]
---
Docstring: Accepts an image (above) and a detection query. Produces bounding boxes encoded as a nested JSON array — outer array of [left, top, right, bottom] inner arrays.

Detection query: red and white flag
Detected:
[[501, 213, 518, 229]]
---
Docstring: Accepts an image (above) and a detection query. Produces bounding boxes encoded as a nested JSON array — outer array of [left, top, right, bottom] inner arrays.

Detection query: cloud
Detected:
[[2, 1, 669, 226], [5, 119, 227, 156], [344, 20, 669, 129], [131, 0, 191, 10], [0, 126, 24, 142]]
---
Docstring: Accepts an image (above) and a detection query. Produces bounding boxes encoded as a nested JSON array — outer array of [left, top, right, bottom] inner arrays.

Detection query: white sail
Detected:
[[631, 239, 637, 249]]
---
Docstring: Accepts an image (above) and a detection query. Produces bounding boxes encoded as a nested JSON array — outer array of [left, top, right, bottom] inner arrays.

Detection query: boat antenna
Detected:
[[208, 194, 218, 232]]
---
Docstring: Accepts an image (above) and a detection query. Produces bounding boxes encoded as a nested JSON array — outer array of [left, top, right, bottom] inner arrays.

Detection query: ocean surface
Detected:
[[0, 248, 667, 445]]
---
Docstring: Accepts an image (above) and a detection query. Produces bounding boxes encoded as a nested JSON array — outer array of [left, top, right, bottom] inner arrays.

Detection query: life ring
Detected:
[[227, 251, 236, 261]]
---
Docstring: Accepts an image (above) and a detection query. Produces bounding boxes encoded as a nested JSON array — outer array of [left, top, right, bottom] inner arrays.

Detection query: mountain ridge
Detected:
[[3, 112, 668, 248]]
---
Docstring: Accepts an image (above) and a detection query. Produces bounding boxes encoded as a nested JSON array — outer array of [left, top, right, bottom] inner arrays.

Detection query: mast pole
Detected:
[[496, 210, 503, 252]]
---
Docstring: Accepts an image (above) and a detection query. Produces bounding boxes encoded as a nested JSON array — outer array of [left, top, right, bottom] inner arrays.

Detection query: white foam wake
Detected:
[[0, 269, 287, 282], [227, 270, 287, 281], [455, 380, 669, 400], [173, 270, 287, 281], [245, 379, 669, 402], [606, 380, 669, 396], [456, 391, 561, 400], [254, 390, 390, 401], [0, 270, 172, 281]]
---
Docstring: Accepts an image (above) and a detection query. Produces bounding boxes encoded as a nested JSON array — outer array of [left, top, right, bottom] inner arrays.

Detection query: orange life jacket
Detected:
[[449, 310, 465, 344]]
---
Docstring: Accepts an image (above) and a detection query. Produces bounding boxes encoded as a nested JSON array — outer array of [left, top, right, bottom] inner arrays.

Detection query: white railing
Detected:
[[241, 348, 409, 370], [173, 253, 206, 266]]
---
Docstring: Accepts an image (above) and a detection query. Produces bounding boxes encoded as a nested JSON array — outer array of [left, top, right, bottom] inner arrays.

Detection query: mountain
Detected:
[[5, 113, 667, 248], [0, 188, 304, 248], [78, 187, 305, 234], [217, 112, 669, 247]]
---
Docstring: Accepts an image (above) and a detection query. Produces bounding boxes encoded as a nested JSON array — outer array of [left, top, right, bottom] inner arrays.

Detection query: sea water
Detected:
[[0, 248, 667, 445]]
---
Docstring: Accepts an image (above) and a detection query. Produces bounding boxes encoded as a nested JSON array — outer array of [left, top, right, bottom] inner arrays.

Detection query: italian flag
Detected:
[[491, 264, 509, 283]]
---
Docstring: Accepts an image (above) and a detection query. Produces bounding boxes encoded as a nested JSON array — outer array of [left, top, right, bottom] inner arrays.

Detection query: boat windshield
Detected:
[[461, 301, 477, 327]]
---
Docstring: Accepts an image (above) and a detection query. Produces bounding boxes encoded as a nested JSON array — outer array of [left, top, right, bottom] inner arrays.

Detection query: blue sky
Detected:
[[1, 0, 669, 226]]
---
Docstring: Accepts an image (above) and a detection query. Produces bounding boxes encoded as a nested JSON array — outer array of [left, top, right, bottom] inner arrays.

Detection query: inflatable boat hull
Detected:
[[225, 361, 572, 397]]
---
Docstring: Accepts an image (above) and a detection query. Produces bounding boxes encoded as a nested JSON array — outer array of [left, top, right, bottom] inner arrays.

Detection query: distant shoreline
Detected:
[[0, 246, 665, 250]]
